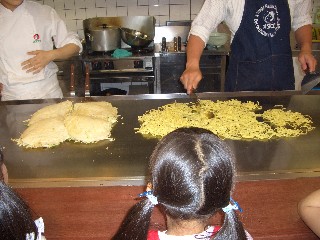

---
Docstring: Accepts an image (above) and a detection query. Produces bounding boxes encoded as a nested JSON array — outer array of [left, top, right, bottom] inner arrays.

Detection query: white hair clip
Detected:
[[26, 232, 35, 240], [146, 194, 158, 205], [138, 190, 158, 205], [26, 217, 45, 240], [222, 198, 243, 213]]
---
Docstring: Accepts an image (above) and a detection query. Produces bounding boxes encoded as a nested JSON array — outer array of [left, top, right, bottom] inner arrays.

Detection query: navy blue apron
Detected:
[[225, 0, 295, 91]]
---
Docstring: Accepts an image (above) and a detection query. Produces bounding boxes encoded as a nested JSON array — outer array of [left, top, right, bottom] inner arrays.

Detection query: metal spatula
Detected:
[[301, 71, 320, 94], [190, 88, 201, 113]]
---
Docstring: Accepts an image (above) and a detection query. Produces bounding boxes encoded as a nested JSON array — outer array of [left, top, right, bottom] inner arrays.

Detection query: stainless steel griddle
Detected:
[[1, 91, 320, 187]]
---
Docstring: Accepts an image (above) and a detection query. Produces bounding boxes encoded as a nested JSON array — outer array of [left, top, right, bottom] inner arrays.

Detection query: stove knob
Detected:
[[104, 61, 114, 70], [134, 60, 143, 69], [92, 61, 102, 70]]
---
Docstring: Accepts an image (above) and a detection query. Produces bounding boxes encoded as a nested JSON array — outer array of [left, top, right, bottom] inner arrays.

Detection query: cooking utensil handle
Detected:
[[174, 37, 178, 52], [161, 37, 166, 52], [70, 64, 75, 93], [85, 64, 90, 96], [178, 36, 182, 51]]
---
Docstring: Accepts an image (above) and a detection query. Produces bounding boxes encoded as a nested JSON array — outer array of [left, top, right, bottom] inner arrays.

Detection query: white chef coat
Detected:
[[190, 0, 312, 44], [0, 0, 82, 101]]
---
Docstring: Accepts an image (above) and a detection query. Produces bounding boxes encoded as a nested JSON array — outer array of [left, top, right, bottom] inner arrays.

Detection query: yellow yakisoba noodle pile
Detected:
[[135, 99, 314, 140]]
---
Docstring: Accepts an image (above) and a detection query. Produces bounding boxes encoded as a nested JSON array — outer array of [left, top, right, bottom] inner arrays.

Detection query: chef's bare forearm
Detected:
[[295, 24, 313, 54], [186, 35, 206, 69], [50, 43, 80, 61]]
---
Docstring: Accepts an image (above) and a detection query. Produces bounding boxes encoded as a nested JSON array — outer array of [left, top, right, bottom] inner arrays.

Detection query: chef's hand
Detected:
[[21, 50, 54, 74], [180, 66, 202, 94], [298, 51, 317, 73], [0, 83, 3, 97]]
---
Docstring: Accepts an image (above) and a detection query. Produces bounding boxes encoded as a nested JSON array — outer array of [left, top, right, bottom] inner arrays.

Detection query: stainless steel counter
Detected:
[[1, 91, 320, 188]]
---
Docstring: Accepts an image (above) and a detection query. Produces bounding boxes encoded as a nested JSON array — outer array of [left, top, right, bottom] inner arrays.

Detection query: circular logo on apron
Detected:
[[254, 4, 280, 37]]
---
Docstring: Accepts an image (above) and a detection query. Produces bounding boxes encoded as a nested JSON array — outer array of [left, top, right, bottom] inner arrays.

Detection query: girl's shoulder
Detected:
[[147, 230, 160, 240], [147, 226, 221, 240]]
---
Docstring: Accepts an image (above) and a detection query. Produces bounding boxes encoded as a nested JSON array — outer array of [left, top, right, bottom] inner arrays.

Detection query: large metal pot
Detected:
[[86, 25, 121, 52], [120, 28, 153, 48]]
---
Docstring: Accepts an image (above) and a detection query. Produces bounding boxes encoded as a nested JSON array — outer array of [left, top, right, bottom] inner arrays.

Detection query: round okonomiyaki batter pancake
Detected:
[[15, 117, 70, 148], [64, 115, 114, 143], [27, 100, 73, 126]]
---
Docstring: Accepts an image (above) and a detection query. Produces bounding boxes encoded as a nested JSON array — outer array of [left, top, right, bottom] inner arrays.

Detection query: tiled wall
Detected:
[[32, 0, 205, 39], [32, 0, 318, 40]]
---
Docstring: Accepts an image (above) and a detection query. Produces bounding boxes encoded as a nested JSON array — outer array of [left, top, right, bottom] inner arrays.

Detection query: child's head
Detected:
[[150, 127, 235, 220], [113, 127, 246, 240], [0, 146, 8, 183], [0, 181, 39, 240]]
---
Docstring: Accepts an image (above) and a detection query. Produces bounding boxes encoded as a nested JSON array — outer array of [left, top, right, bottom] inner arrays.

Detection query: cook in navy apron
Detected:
[[225, 0, 295, 91]]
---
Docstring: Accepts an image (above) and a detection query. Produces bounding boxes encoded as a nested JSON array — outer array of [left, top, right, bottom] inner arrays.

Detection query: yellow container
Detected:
[[316, 28, 320, 40], [315, 8, 320, 24], [312, 27, 317, 40]]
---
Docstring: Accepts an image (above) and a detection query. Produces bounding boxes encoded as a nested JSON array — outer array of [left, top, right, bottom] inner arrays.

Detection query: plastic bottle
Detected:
[[315, 7, 320, 24]]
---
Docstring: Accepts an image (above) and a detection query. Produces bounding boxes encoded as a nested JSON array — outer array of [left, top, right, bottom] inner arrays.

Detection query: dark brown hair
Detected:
[[113, 127, 247, 240], [0, 148, 38, 240], [0, 147, 3, 181]]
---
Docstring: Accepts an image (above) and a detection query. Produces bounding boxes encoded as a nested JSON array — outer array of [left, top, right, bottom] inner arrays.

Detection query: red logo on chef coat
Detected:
[[33, 34, 41, 43]]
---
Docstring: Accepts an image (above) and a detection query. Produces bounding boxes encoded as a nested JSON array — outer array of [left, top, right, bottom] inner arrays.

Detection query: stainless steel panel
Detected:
[[1, 92, 320, 187]]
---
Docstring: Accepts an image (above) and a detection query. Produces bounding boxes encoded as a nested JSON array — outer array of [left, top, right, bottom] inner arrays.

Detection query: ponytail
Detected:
[[214, 210, 247, 240], [112, 199, 155, 240]]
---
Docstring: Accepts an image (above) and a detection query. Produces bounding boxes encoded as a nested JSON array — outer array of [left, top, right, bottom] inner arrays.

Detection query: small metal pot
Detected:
[[120, 28, 153, 48], [87, 25, 121, 52]]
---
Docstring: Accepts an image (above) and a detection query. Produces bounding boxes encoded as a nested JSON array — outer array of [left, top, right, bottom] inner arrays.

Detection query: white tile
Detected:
[[170, 4, 190, 20], [171, 0, 188, 4], [86, 7, 97, 18], [96, 7, 107, 17], [158, 15, 169, 26], [128, 5, 148, 16], [64, 0, 75, 9], [77, 29, 85, 39], [159, 4, 169, 15], [106, 6, 117, 16], [75, 8, 87, 19], [85, 0, 96, 8], [138, 0, 148, 5], [117, 0, 128, 7], [149, 0, 158, 6], [159, 0, 169, 5], [106, 0, 117, 7], [128, 0, 137, 7], [96, 0, 106, 8], [127, 5, 137, 15], [65, 9, 76, 19], [76, 19, 84, 29], [65, 19, 78, 31], [75, 0, 86, 8], [149, 5, 161, 16], [54, 0, 65, 10], [117, 6, 128, 16], [191, 0, 204, 14], [44, 0, 54, 8]]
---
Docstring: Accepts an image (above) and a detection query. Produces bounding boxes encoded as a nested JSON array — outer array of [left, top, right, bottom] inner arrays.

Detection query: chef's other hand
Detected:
[[21, 50, 54, 74], [298, 51, 317, 73], [0, 83, 3, 97], [180, 66, 202, 94]]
